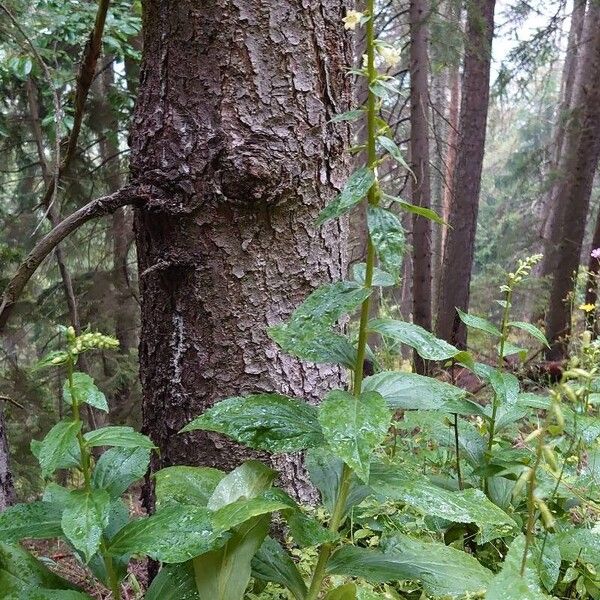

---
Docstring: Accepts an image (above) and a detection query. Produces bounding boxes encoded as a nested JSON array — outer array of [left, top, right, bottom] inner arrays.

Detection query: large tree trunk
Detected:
[[436, 0, 496, 348], [537, 0, 588, 283], [410, 0, 432, 371], [130, 0, 351, 502], [546, 3, 600, 360], [0, 402, 13, 511]]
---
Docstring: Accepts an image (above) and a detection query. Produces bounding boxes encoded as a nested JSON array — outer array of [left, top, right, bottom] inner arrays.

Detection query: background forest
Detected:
[[1, 0, 600, 599]]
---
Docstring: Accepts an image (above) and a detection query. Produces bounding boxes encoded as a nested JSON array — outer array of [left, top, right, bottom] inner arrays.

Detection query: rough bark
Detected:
[[410, 0, 433, 372], [546, 3, 600, 359], [0, 402, 14, 511], [131, 0, 351, 502], [537, 0, 588, 282], [436, 0, 496, 348]]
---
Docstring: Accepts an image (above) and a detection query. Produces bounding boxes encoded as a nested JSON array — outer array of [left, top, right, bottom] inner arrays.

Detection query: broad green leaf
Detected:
[[31, 438, 80, 473], [369, 464, 517, 543], [305, 448, 372, 517], [83, 426, 155, 449], [37, 421, 82, 477], [211, 489, 295, 531], [383, 193, 444, 224], [553, 528, 600, 568], [489, 370, 520, 406], [284, 509, 337, 547], [145, 562, 198, 600], [0, 502, 63, 542], [532, 537, 561, 592], [208, 461, 276, 511], [61, 489, 111, 562], [193, 515, 269, 600], [377, 136, 411, 171], [318, 390, 391, 482], [369, 318, 460, 361], [328, 534, 493, 597], [486, 535, 549, 600], [181, 394, 323, 453], [42, 483, 71, 506], [155, 466, 225, 509], [362, 371, 482, 415], [501, 341, 527, 359], [457, 308, 501, 337], [325, 583, 357, 599], [63, 372, 108, 412], [3, 588, 93, 599], [251, 537, 307, 600], [268, 282, 370, 365], [316, 168, 375, 225], [367, 207, 404, 280], [92, 446, 151, 498], [108, 506, 227, 563], [509, 321, 550, 347], [329, 109, 364, 123], [352, 263, 396, 287], [0, 543, 82, 593]]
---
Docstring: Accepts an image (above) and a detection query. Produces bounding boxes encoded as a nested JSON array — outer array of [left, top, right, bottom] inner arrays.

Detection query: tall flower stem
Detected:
[[305, 2, 378, 597]]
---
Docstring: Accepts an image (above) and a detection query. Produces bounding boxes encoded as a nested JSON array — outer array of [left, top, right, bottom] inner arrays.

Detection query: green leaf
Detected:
[[352, 263, 396, 287], [316, 168, 375, 225], [108, 506, 227, 563], [193, 515, 270, 600], [181, 394, 323, 453], [362, 371, 482, 415], [486, 535, 549, 600], [155, 466, 225, 509], [369, 463, 518, 543], [369, 318, 461, 361], [35, 351, 70, 370], [208, 461, 276, 511], [145, 562, 198, 600], [329, 109, 364, 123], [328, 534, 493, 597], [37, 421, 82, 477], [63, 372, 108, 412], [0, 502, 64, 542], [61, 489, 111, 562], [509, 321, 550, 347], [83, 426, 155, 449], [31, 438, 80, 473], [318, 390, 391, 483], [211, 489, 295, 530], [0, 543, 82, 594], [377, 135, 410, 170], [325, 583, 357, 599], [457, 308, 501, 337], [284, 509, 337, 547], [251, 537, 307, 600], [92, 447, 151, 498], [553, 528, 600, 568], [268, 282, 370, 366], [305, 448, 372, 517], [367, 207, 405, 280], [532, 537, 561, 593], [488, 369, 520, 406], [383, 193, 445, 223]]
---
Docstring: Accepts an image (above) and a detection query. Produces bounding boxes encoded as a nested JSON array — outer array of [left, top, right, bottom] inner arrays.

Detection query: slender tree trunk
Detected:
[[410, 0, 432, 372], [546, 2, 600, 359], [537, 0, 588, 281], [0, 402, 13, 511], [436, 0, 496, 348], [585, 211, 600, 335], [130, 0, 351, 502]]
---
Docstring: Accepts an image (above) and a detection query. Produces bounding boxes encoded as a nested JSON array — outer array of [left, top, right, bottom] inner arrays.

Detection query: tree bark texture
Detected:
[[546, 2, 600, 360], [0, 402, 14, 511], [410, 0, 433, 372], [130, 0, 351, 501], [537, 0, 588, 282], [436, 0, 496, 349]]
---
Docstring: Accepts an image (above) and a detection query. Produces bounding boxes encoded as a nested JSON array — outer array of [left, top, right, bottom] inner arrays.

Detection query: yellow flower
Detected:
[[343, 10, 363, 30], [378, 46, 401, 68], [579, 303, 596, 313]]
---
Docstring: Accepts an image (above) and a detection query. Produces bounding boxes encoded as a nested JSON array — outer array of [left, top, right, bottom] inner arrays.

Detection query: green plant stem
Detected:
[[102, 539, 122, 600], [68, 356, 91, 490], [305, 3, 378, 598]]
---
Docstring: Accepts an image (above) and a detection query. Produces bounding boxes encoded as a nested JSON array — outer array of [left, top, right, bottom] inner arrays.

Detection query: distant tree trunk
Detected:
[[436, 0, 496, 348], [131, 0, 351, 503], [410, 0, 432, 372], [546, 3, 600, 360], [537, 0, 588, 282], [0, 402, 13, 511], [585, 211, 600, 334]]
